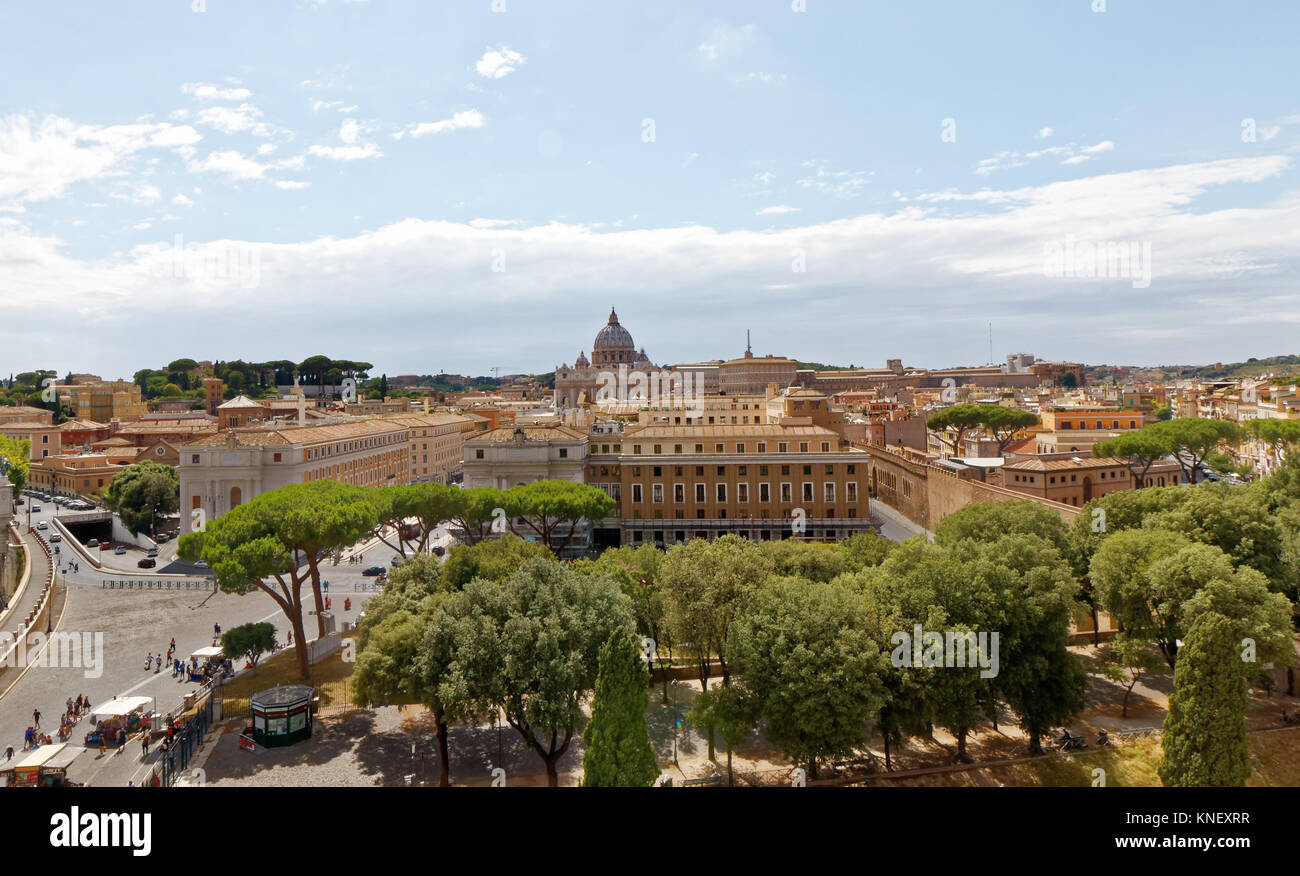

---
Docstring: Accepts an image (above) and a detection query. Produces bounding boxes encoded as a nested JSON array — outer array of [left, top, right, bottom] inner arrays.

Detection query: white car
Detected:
[[36, 522, 48, 530]]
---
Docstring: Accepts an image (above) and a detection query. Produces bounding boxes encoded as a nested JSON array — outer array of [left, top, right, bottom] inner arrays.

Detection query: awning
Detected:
[[42, 745, 85, 770], [12, 742, 72, 769], [191, 646, 223, 660], [90, 696, 153, 718]]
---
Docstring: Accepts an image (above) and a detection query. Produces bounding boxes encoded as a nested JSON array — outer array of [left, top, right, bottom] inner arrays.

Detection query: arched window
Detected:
[[230, 485, 242, 508]]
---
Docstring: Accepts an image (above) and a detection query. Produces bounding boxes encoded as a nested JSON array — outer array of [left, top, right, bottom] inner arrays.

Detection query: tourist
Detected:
[[32, 708, 40, 729], [98, 736, 107, 757], [3, 745, 13, 761], [141, 734, 149, 758]]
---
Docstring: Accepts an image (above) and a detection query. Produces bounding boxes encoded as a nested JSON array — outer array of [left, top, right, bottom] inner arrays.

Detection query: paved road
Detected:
[[870, 498, 932, 543]]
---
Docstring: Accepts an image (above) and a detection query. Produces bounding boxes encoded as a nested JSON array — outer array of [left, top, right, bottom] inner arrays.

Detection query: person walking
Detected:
[[154, 654, 161, 673], [32, 708, 40, 729], [141, 733, 149, 759], [98, 735, 107, 757], [24, 726, 34, 750], [4, 745, 13, 761]]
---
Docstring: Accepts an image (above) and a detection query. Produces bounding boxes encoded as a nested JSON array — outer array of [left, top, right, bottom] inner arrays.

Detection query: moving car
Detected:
[[137, 558, 156, 569], [14, 497, 22, 506], [98, 542, 112, 551], [49, 534, 61, 543], [114, 546, 126, 555], [86, 538, 99, 548], [147, 547, 158, 557], [36, 522, 48, 530], [31, 505, 41, 513], [362, 566, 386, 577]]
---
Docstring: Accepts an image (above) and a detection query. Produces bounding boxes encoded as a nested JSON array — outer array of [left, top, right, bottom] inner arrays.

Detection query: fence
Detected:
[[101, 578, 216, 591], [143, 688, 216, 788]]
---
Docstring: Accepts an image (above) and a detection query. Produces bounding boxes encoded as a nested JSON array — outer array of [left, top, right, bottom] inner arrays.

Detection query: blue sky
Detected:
[[3, 0, 1300, 378]]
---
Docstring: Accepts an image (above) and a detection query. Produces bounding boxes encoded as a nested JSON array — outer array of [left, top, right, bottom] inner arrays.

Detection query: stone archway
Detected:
[[230, 485, 242, 509]]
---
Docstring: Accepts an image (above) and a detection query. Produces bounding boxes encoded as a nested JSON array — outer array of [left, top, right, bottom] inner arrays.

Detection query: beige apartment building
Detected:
[[386, 413, 475, 484], [461, 425, 588, 489], [64, 380, 148, 422], [179, 419, 410, 534], [718, 350, 799, 395], [594, 422, 872, 546], [0, 406, 55, 426]]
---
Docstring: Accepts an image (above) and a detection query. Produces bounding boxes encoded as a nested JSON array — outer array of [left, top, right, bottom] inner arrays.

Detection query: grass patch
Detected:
[[217, 635, 374, 714]]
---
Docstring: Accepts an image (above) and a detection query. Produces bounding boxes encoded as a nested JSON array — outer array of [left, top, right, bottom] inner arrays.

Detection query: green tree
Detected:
[[728, 577, 888, 778], [1092, 428, 1178, 487], [503, 480, 615, 556], [448, 558, 634, 786], [441, 532, 552, 590], [1159, 612, 1250, 787], [178, 482, 377, 678], [1101, 635, 1164, 718], [981, 406, 1042, 454], [925, 404, 987, 456], [1089, 528, 1196, 667], [0, 436, 31, 496], [687, 683, 757, 785], [221, 622, 276, 672], [1150, 418, 1242, 485], [104, 461, 179, 537], [582, 627, 659, 787]]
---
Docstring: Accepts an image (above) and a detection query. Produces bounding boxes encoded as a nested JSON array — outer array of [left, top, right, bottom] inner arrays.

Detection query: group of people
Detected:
[[345, 553, 365, 564], [16, 694, 91, 754], [145, 637, 179, 675]]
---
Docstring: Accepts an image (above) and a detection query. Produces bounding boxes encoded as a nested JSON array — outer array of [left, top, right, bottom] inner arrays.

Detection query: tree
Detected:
[[1158, 612, 1250, 787], [728, 577, 888, 778], [221, 622, 276, 672], [687, 683, 757, 785], [1092, 428, 1178, 487], [582, 627, 659, 787], [925, 404, 988, 457], [178, 482, 377, 679], [370, 483, 460, 558], [1089, 529, 1196, 667], [0, 435, 31, 496], [448, 558, 634, 786], [935, 499, 1068, 554], [1150, 418, 1242, 485], [441, 532, 552, 590], [446, 486, 512, 545], [981, 406, 1041, 454], [760, 539, 849, 583], [503, 480, 615, 557], [104, 461, 179, 537], [1101, 635, 1164, 718]]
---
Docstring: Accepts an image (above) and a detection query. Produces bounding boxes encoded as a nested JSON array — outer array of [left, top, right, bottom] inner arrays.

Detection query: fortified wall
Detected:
[[860, 442, 1081, 532]]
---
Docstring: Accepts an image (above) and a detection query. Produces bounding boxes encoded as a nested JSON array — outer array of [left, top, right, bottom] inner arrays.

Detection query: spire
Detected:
[[609, 307, 619, 324], [746, 329, 751, 354]]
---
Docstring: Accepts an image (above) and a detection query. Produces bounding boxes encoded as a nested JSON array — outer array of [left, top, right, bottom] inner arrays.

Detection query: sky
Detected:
[[2, 0, 1299, 380]]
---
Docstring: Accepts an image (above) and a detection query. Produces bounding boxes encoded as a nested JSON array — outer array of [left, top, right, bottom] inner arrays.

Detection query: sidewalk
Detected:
[[1, 527, 52, 642]]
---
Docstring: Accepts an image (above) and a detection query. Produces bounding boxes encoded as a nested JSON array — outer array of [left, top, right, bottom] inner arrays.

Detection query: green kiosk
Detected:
[[250, 685, 314, 748]]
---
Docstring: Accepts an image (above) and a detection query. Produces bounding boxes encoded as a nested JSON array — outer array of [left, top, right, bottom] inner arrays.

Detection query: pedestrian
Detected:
[[32, 708, 40, 728], [154, 654, 161, 673], [118, 727, 126, 749], [287, 630, 292, 645], [141, 734, 149, 758], [98, 735, 106, 757], [24, 726, 34, 750], [145, 652, 152, 671], [4, 746, 12, 761]]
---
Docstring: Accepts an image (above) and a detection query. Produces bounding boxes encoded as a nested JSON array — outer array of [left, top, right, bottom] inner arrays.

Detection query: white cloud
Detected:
[[1035, 127, 1054, 139], [796, 160, 872, 198], [307, 142, 381, 160], [257, 143, 278, 155], [698, 23, 757, 62], [171, 194, 195, 207], [195, 104, 273, 137], [181, 82, 253, 101], [186, 150, 271, 181], [339, 119, 361, 145], [475, 47, 525, 80], [398, 109, 487, 139], [757, 205, 799, 215], [977, 138, 1116, 175], [275, 180, 311, 190]]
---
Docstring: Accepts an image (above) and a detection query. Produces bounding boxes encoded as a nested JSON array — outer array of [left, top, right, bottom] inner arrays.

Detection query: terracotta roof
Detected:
[[91, 437, 134, 447], [0, 421, 58, 431], [1003, 455, 1131, 472], [59, 419, 109, 431], [187, 419, 408, 447], [624, 423, 840, 439], [116, 422, 218, 435], [217, 395, 266, 410], [470, 425, 585, 442]]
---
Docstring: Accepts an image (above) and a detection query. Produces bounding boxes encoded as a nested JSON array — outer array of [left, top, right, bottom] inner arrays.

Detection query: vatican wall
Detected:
[[863, 443, 1080, 533]]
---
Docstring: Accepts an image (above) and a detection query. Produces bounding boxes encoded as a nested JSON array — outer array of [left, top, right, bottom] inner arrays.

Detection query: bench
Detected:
[[681, 775, 723, 787]]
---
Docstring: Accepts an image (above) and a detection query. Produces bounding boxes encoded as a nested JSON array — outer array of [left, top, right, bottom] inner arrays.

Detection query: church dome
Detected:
[[575, 351, 590, 368], [592, 308, 636, 365]]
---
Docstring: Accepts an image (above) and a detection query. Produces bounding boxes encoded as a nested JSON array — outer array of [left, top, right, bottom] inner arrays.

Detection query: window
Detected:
[[191, 454, 200, 464], [674, 466, 683, 476], [695, 444, 704, 453], [846, 482, 857, 502], [825, 464, 834, 475], [559, 448, 568, 458], [847, 464, 855, 474], [781, 465, 790, 475], [760, 482, 770, 502], [800, 442, 809, 453], [716, 483, 727, 502], [717, 466, 726, 476], [738, 465, 747, 476], [652, 484, 663, 503], [695, 483, 705, 503], [274, 453, 282, 462], [633, 445, 642, 455], [803, 465, 812, 475], [653, 466, 662, 477], [738, 483, 749, 502], [780, 483, 792, 502], [716, 443, 725, 453], [759, 465, 769, 476], [475, 449, 484, 459], [802, 482, 813, 502], [737, 443, 746, 454], [821, 442, 830, 452], [632, 484, 643, 503], [675, 445, 683, 454], [633, 466, 642, 476], [653, 444, 662, 454], [674, 483, 685, 503], [778, 442, 788, 453], [824, 483, 835, 503], [757, 442, 766, 453]]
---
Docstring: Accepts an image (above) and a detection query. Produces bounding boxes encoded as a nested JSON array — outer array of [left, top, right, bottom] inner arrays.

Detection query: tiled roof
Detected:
[[624, 423, 839, 439], [1003, 455, 1131, 472], [470, 425, 585, 442], [188, 419, 408, 447]]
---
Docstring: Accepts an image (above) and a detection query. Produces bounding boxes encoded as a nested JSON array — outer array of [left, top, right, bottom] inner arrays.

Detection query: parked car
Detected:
[[114, 546, 126, 555], [99, 542, 112, 552], [194, 561, 208, 568], [86, 539, 99, 548], [31, 504, 41, 513], [49, 534, 62, 543], [155, 532, 171, 543], [362, 566, 386, 577], [147, 547, 158, 557], [14, 497, 23, 506], [36, 522, 48, 530], [137, 558, 156, 569]]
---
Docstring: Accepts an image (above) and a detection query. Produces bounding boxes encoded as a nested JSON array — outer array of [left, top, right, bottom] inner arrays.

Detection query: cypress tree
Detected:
[[582, 627, 659, 787], [1158, 611, 1250, 787]]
